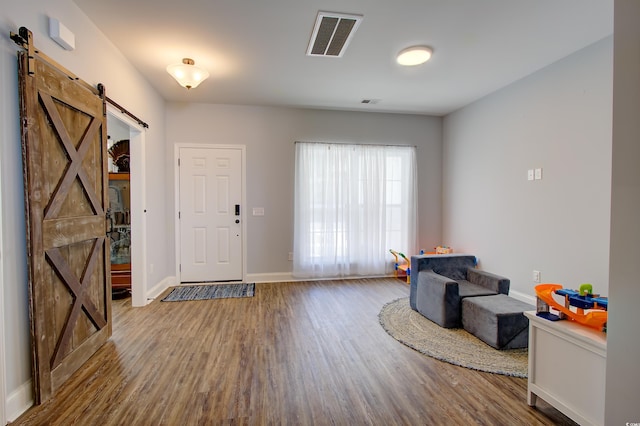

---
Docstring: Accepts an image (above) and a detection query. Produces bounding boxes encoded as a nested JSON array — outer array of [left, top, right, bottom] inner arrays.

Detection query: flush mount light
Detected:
[[396, 46, 433, 66], [166, 58, 210, 89]]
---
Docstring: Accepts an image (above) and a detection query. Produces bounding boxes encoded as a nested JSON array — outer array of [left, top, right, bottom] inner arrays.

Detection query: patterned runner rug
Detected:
[[161, 283, 255, 302]]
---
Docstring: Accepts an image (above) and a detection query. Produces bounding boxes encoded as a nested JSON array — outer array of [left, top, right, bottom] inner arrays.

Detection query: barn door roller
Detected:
[[10, 26, 98, 95]]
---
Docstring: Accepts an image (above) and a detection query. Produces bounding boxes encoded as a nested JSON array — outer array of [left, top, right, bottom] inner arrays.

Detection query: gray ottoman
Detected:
[[462, 294, 534, 349]]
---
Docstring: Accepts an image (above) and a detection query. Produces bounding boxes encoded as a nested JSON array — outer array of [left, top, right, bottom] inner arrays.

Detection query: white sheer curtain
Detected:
[[293, 142, 417, 278]]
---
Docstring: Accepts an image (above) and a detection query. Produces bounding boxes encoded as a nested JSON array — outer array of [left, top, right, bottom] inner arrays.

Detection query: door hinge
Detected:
[[179, 264, 182, 272], [178, 211, 181, 219], [178, 158, 180, 166]]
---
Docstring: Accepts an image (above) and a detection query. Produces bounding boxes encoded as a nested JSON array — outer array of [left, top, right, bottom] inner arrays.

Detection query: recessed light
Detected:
[[397, 46, 433, 66]]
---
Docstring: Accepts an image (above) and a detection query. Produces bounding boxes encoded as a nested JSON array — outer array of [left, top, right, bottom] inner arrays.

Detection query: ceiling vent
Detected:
[[307, 11, 363, 58]]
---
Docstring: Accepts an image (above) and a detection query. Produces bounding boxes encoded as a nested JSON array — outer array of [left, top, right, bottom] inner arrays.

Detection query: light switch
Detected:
[[252, 207, 264, 216], [534, 168, 542, 180], [527, 169, 534, 181]]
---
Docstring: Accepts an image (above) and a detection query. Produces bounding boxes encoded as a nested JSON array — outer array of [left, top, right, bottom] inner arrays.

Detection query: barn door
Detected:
[[17, 37, 111, 403]]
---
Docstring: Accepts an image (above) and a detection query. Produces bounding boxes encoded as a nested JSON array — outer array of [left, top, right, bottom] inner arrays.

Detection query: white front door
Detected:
[[178, 147, 243, 282]]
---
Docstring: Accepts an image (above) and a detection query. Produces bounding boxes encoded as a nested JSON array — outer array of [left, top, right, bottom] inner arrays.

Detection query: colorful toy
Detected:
[[535, 283, 608, 332], [388, 249, 430, 283], [389, 249, 410, 283], [435, 246, 453, 254]]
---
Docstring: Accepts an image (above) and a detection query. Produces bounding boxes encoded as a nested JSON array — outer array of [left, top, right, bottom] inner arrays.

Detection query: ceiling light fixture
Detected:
[[166, 58, 210, 90], [396, 46, 433, 66]]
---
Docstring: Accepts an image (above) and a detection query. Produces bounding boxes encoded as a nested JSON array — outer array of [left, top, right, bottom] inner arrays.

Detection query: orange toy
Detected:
[[535, 283, 608, 331]]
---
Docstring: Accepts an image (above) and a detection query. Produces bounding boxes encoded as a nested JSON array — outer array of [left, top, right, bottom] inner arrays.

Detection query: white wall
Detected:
[[605, 0, 640, 423], [0, 0, 169, 420], [442, 37, 613, 300], [166, 104, 443, 279]]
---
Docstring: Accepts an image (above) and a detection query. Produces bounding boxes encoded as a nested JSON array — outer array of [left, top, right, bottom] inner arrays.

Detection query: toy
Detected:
[[389, 249, 410, 283], [388, 249, 431, 283], [535, 283, 608, 332], [435, 246, 452, 254]]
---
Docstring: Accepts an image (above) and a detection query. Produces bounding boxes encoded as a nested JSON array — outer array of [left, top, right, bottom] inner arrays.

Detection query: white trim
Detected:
[[146, 275, 177, 301], [509, 289, 537, 306], [174, 144, 247, 284], [0, 149, 6, 426], [5, 379, 33, 423], [107, 106, 148, 307], [246, 272, 296, 283], [245, 272, 393, 284]]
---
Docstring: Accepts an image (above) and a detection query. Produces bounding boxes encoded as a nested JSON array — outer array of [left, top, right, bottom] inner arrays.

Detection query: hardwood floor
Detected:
[[12, 278, 576, 425]]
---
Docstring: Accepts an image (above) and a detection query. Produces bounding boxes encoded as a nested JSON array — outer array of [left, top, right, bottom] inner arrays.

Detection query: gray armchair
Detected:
[[410, 254, 510, 328]]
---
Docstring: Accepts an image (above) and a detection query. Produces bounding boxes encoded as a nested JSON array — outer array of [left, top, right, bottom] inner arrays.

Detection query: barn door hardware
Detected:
[[10, 27, 35, 75], [10, 26, 98, 95]]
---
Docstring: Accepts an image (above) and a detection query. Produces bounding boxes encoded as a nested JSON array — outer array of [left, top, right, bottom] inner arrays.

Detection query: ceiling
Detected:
[[73, 0, 613, 116]]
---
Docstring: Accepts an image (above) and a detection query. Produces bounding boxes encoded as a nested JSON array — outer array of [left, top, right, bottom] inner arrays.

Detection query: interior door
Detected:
[[18, 50, 111, 403], [179, 147, 243, 282]]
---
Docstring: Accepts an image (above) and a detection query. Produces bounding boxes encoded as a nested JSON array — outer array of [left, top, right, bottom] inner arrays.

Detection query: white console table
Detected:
[[524, 311, 607, 426]]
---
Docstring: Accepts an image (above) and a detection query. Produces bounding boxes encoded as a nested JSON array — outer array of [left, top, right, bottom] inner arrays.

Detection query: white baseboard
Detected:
[[245, 272, 393, 284], [6, 379, 33, 422], [145, 275, 177, 303], [509, 289, 536, 306], [246, 272, 296, 283]]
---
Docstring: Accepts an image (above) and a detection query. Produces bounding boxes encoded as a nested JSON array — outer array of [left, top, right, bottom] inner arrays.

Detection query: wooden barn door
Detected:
[[18, 44, 111, 403]]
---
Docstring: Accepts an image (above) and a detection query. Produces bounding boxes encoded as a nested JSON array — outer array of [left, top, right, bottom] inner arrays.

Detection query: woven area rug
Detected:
[[379, 298, 528, 377], [161, 283, 255, 302]]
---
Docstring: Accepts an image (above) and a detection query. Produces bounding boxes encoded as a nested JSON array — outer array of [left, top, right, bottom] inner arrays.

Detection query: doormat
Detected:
[[161, 283, 255, 302]]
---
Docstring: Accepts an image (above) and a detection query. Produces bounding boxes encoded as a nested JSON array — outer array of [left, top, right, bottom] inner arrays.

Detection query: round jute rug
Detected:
[[379, 298, 528, 378]]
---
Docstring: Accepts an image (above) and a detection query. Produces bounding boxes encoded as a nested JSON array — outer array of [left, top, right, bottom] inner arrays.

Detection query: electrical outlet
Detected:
[[533, 270, 541, 283], [288, 252, 293, 261]]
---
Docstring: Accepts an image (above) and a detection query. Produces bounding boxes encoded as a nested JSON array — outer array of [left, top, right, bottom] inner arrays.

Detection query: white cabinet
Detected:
[[525, 311, 606, 426]]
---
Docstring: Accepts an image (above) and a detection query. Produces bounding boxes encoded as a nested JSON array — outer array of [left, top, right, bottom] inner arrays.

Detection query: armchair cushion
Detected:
[[457, 280, 499, 298]]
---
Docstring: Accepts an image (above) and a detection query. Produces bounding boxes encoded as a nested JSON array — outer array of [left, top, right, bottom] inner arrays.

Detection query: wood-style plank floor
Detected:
[[12, 278, 576, 425]]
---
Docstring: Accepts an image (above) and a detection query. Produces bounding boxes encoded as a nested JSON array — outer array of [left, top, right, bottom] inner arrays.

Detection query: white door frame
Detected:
[[0, 157, 6, 425], [107, 105, 148, 307], [174, 144, 247, 283]]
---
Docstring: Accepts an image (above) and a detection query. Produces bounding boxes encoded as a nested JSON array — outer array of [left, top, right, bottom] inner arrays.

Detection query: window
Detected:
[[293, 142, 417, 278]]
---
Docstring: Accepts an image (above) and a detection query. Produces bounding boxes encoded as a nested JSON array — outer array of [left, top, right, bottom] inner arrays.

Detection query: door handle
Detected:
[[235, 204, 240, 216]]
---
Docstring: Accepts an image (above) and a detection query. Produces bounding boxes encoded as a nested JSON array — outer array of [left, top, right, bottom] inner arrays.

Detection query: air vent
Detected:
[[361, 99, 380, 104], [307, 11, 363, 58]]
